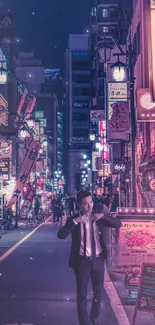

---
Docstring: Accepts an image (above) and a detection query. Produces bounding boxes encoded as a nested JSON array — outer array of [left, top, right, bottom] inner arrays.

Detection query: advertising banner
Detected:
[[0, 178, 3, 219], [0, 159, 10, 179], [150, 123, 155, 155], [17, 88, 28, 115], [33, 121, 40, 141], [136, 88, 155, 121], [0, 94, 8, 126], [108, 101, 129, 133], [90, 110, 105, 122], [24, 97, 36, 121], [151, 0, 155, 9], [114, 220, 155, 285], [117, 221, 155, 267], [99, 121, 109, 162], [34, 111, 44, 120], [0, 140, 12, 159], [108, 82, 127, 101], [5, 140, 40, 210], [20, 185, 35, 221], [92, 152, 100, 171], [150, 1, 155, 100]]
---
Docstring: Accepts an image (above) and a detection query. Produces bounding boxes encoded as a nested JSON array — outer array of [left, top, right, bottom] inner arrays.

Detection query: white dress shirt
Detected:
[[73, 214, 103, 257]]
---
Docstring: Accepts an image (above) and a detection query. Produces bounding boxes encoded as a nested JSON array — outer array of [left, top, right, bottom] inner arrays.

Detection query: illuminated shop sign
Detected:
[[150, 1, 155, 100], [136, 88, 155, 121]]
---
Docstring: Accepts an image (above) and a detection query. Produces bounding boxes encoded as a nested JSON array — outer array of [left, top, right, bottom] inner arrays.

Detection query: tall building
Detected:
[[42, 69, 64, 174], [15, 52, 44, 95], [65, 34, 90, 193], [131, 0, 155, 208], [0, 13, 14, 69]]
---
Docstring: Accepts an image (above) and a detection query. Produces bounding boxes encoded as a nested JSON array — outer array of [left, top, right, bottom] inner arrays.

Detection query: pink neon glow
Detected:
[[17, 88, 28, 114], [150, 7, 155, 100], [99, 121, 109, 162]]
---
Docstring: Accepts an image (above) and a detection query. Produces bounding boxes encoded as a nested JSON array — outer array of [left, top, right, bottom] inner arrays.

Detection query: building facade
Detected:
[[65, 34, 91, 193], [131, 0, 155, 208], [15, 52, 45, 95], [89, 0, 133, 202]]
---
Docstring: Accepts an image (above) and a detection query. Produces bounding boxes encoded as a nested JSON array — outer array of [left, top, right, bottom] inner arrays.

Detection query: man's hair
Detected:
[[76, 190, 91, 205]]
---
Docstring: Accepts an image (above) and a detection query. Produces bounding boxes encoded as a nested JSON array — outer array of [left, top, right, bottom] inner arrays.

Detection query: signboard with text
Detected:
[[5, 141, 40, 210], [151, 0, 155, 9], [0, 160, 10, 177], [90, 110, 105, 122], [0, 141, 12, 159], [34, 111, 44, 119], [136, 88, 155, 121], [132, 263, 155, 325], [108, 82, 127, 101], [0, 178, 3, 219], [40, 119, 47, 127], [108, 101, 129, 133], [92, 152, 100, 171], [0, 94, 8, 126], [117, 221, 155, 267]]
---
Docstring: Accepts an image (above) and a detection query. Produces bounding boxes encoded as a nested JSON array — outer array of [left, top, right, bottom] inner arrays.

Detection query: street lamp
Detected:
[[90, 134, 95, 141], [111, 60, 126, 82], [98, 42, 112, 62]]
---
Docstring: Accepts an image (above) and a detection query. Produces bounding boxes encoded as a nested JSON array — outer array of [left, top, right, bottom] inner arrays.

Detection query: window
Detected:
[[72, 87, 90, 96], [73, 129, 89, 139], [91, 7, 96, 16], [103, 26, 109, 33], [72, 74, 90, 83], [73, 101, 89, 108], [102, 9, 108, 18]]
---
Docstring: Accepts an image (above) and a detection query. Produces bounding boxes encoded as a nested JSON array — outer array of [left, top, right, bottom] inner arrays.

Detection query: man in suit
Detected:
[[57, 190, 121, 325]]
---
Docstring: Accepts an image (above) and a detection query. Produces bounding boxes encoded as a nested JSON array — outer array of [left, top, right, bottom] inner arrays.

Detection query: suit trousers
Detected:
[[74, 255, 105, 325]]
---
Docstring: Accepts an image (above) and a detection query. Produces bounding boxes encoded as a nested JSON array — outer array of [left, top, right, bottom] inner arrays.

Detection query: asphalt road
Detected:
[[0, 222, 119, 325]]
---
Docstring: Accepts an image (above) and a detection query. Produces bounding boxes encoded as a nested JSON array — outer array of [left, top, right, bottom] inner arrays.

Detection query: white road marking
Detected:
[[104, 268, 130, 325], [0, 216, 52, 264]]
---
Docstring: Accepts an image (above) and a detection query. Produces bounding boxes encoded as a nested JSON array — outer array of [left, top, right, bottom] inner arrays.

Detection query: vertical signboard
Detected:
[[17, 88, 28, 115], [136, 88, 155, 121], [150, 0, 155, 100], [5, 141, 40, 210], [33, 121, 40, 141], [0, 178, 3, 219], [132, 263, 155, 325]]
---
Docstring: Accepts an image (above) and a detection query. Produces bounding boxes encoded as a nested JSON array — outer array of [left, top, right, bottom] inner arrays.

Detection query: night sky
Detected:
[[2, 0, 90, 68]]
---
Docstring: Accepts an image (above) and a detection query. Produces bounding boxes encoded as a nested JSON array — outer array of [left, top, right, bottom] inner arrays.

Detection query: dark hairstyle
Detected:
[[76, 190, 91, 205]]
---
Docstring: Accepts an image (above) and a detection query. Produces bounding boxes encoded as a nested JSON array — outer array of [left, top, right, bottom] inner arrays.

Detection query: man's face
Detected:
[[80, 195, 93, 215]]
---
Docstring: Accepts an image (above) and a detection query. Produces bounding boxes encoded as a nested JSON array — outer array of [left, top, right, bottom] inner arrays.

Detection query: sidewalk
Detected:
[[108, 270, 155, 325]]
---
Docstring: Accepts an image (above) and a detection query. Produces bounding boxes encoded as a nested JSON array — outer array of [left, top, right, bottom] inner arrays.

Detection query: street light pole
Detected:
[[112, 33, 137, 207], [128, 36, 137, 207]]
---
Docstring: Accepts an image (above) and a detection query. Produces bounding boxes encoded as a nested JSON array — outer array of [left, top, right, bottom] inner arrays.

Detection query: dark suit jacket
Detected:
[[57, 210, 121, 269]]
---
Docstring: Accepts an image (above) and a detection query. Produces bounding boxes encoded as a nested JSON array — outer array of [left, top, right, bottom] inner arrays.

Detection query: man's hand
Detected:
[[73, 215, 88, 224], [92, 213, 104, 222]]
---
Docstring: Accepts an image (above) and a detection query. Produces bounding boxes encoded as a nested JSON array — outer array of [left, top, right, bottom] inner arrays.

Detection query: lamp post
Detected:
[[110, 35, 136, 207], [98, 41, 112, 141]]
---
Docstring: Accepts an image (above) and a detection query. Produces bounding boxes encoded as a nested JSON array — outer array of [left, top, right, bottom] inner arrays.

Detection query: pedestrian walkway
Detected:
[[0, 221, 154, 325], [0, 223, 119, 325]]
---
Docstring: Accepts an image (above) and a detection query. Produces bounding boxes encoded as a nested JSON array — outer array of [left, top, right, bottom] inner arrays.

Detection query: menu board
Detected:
[[117, 221, 155, 266], [132, 263, 155, 325]]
